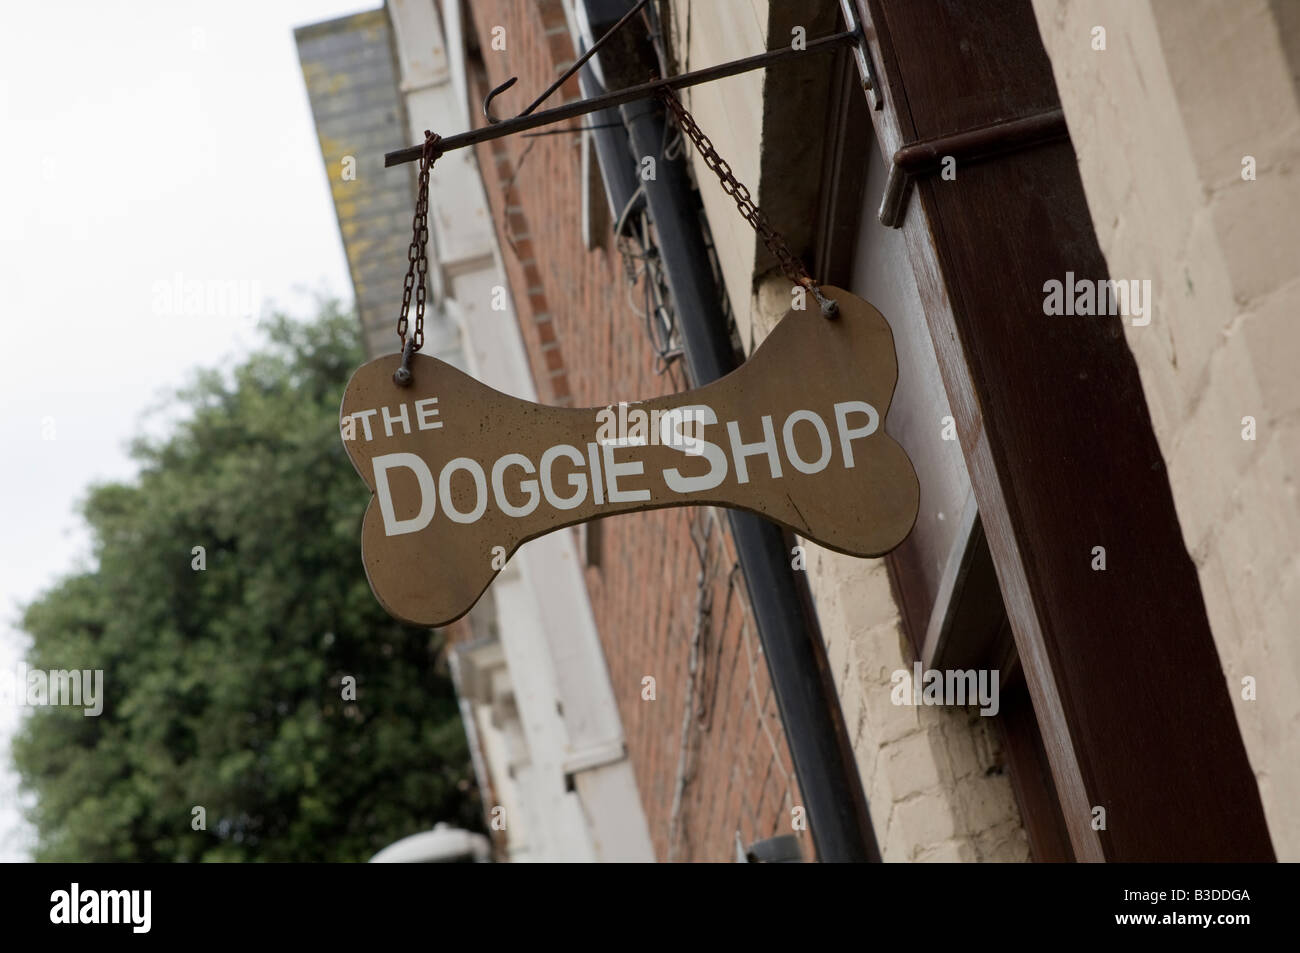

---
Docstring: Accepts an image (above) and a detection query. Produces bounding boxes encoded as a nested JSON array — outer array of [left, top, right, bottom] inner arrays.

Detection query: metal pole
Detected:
[[384, 29, 859, 167]]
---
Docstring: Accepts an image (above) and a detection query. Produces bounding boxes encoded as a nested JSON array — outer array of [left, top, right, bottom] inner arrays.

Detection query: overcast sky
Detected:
[[0, 0, 377, 860]]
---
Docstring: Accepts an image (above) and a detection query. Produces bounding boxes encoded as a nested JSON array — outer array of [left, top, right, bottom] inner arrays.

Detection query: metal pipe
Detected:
[[880, 108, 1069, 227], [615, 96, 881, 863], [384, 28, 859, 167], [578, 62, 640, 224]]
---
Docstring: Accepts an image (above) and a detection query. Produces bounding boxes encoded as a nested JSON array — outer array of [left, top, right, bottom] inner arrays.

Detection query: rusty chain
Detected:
[[659, 88, 837, 318], [394, 131, 443, 384], [394, 88, 829, 388]]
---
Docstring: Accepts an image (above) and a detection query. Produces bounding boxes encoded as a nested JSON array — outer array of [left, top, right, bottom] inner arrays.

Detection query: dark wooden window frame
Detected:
[[811, 44, 1070, 861]]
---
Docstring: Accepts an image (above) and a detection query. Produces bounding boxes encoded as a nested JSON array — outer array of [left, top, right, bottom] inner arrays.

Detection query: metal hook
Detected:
[[811, 285, 839, 319], [483, 76, 518, 125], [481, 0, 652, 126], [393, 337, 416, 387]]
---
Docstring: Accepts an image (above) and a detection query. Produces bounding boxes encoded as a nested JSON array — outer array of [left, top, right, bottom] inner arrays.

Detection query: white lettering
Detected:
[[374, 452, 436, 535], [727, 415, 783, 484], [491, 453, 539, 518], [834, 401, 880, 468], [352, 408, 377, 441], [438, 457, 488, 524], [781, 410, 832, 474], [586, 442, 605, 504], [540, 444, 587, 510], [382, 403, 410, 438], [415, 397, 442, 430], [602, 443, 650, 503], [662, 405, 727, 492]]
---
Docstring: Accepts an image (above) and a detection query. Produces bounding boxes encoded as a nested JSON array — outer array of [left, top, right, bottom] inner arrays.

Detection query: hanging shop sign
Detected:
[[346, 35, 921, 626], [340, 286, 918, 626]]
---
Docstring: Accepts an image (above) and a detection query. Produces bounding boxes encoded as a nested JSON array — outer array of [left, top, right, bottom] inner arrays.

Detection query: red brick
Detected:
[[460, 1, 797, 861], [537, 0, 566, 32], [522, 262, 544, 290]]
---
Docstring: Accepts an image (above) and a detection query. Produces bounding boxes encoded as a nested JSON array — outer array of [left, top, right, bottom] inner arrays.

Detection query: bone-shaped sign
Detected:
[[340, 286, 919, 626]]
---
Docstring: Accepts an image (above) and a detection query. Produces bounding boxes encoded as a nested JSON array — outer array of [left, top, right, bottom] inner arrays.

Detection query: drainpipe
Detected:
[[609, 95, 880, 863]]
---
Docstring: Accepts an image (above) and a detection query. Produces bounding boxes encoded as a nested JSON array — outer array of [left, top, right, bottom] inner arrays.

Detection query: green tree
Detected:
[[13, 302, 482, 861]]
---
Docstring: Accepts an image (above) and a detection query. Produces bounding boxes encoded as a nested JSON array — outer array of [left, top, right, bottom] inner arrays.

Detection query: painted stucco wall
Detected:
[[1032, 0, 1300, 858]]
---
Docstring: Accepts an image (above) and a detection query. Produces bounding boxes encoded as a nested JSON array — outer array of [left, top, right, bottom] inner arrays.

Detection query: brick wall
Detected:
[[462, 0, 806, 861]]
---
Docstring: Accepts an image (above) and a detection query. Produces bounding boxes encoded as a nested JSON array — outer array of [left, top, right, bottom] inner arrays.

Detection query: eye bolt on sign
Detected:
[[340, 287, 919, 626]]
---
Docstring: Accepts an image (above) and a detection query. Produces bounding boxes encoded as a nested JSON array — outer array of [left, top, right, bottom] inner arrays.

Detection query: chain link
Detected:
[[397, 130, 443, 352], [659, 88, 837, 317], [394, 95, 831, 355]]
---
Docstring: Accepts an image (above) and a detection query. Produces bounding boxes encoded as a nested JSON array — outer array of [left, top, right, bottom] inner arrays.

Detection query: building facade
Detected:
[[301, 0, 1298, 862]]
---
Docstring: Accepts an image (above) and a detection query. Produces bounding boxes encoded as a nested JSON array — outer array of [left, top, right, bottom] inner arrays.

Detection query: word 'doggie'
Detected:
[[345, 399, 881, 534]]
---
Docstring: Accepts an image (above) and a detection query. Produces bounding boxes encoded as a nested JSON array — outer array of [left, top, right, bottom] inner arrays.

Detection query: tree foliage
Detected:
[[13, 303, 481, 861]]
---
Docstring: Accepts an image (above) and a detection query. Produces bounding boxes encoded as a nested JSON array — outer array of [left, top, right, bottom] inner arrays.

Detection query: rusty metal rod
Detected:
[[484, 0, 653, 124], [893, 107, 1068, 173], [878, 108, 1068, 227], [384, 28, 860, 168]]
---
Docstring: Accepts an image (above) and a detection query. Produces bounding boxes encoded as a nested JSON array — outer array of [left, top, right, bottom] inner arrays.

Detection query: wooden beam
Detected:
[[851, 0, 1274, 861]]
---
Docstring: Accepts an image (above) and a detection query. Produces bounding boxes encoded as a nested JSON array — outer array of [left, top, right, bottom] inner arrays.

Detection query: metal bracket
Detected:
[[386, 29, 860, 168], [737, 833, 804, 863], [483, 0, 651, 124], [879, 107, 1069, 227], [838, 0, 882, 111]]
